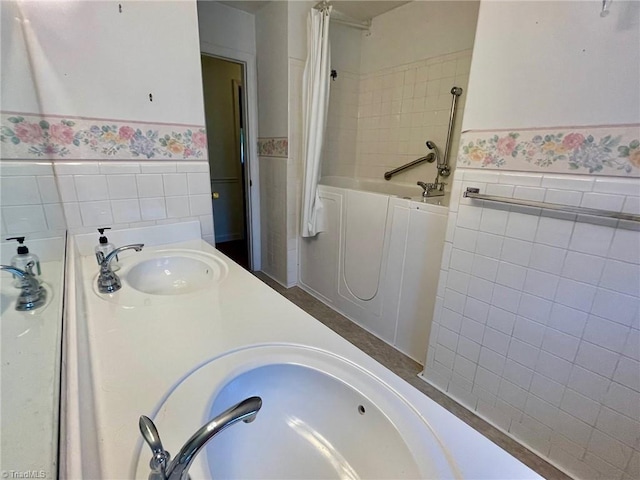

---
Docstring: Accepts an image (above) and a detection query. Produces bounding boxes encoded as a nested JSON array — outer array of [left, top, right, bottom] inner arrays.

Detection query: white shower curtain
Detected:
[[300, 6, 332, 237]]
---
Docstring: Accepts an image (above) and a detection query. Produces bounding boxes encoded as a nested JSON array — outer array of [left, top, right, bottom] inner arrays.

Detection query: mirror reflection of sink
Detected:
[[125, 255, 222, 295], [127, 256, 211, 295]]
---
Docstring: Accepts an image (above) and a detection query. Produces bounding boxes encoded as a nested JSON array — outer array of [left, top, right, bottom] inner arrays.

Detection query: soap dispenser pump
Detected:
[[95, 227, 119, 270], [6, 236, 41, 287]]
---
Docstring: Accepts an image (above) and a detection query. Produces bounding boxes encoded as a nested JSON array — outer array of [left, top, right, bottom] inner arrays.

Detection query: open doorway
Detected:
[[200, 54, 251, 269]]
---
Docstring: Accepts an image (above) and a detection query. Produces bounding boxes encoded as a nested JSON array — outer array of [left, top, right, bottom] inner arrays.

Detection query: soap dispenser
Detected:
[[6, 236, 41, 287], [95, 227, 119, 271]]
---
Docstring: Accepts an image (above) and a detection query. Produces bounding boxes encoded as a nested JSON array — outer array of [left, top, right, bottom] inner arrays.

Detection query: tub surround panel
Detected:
[[459, 124, 640, 177], [423, 168, 640, 480], [300, 179, 448, 364]]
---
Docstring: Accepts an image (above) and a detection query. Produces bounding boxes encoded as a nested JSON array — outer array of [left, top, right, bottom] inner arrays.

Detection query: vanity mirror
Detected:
[[1, 1, 67, 477]]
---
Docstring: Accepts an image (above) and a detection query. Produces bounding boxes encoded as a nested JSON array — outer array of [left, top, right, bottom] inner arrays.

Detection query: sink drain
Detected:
[[358, 405, 366, 415]]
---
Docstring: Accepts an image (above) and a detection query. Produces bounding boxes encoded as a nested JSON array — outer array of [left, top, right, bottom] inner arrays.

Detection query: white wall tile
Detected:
[[452, 227, 478, 252], [568, 365, 611, 403], [535, 215, 574, 248], [524, 269, 559, 300], [555, 278, 597, 312], [500, 237, 532, 266], [575, 341, 620, 378], [136, 174, 165, 198], [479, 206, 509, 235], [62, 203, 82, 228], [530, 373, 565, 406], [544, 188, 583, 206], [581, 192, 626, 212], [483, 326, 511, 355], [79, 201, 113, 227], [176, 161, 208, 173], [541, 175, 594, 192], [599, 259, 640, 297], [507, 338, 539, 369], [513, 316, 545, 348], [111, 199, 142, 224], [0, 176, 42, 206], [529, 243, 566, 275], [612, 357, 640, 393], [517, 293, 553, 324], [139, 197, 167, 221], [596, 406, 640, 448], [75, 175, 109, 201], [165, 196, 190, 218], [475, 231, 503, 259], [189, 194, 212, 216], [583, 315, 630, 352], [140, 162, 177, 174], [163, 174, 188, 196], [449, 248, 474, 272], [547, 303, 587, 337], [561, 251, 605, 285], [43, 204, 66, 230], [107, 175, 138, 200], [55, 162, 100, 175], [561, 389, 600, 425], [491, 284, 521, 313], [2, 205, 47, 233], [99, 161, 141, 174], [187, 172, 210, 195], [56, 176, 78, 202], [495, 261, 527, 290], [471, 254, 499, 282], [570, 222, 615, 256], [587, 429, 633, 471], [535, 350, 573, 384], [503, 359, 534, 389], [603, 382, 640, 420], [36, 176, 61, 203], [591, 288, 639, 328]]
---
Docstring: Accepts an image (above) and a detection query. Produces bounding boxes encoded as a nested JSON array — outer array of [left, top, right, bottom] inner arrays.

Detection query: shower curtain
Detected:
[[300, 5, 332, 237]]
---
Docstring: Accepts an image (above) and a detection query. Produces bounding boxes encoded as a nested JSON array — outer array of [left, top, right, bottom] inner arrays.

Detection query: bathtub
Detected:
[[63, 221, 539, 479], [300, 176, 449, 363]]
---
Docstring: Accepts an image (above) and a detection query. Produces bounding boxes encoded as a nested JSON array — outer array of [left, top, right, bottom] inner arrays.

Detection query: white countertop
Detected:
[[65, 224, 539, 479]]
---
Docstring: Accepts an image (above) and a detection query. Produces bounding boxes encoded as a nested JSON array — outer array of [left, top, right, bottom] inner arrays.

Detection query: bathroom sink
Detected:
[[125, 255, 218, 295], [135, 346, 457, 479]]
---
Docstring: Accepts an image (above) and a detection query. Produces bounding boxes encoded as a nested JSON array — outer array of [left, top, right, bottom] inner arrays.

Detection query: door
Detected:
[[200, 55, 250, 269]]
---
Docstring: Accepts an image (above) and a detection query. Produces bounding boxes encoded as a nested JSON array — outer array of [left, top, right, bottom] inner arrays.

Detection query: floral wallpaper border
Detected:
[[0, 112, 207, 160], [258, 137, 288, 158], [458, 124, 640, 177]]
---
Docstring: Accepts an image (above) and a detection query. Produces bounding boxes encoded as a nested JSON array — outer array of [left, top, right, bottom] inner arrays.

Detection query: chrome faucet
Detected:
[[97, 244, 144, 294], [0, 263, 47, 311], [417, 180, 446, 197], [139, 396, 262, 480]]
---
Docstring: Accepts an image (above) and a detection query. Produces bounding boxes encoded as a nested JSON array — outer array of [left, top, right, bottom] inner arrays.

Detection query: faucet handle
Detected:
[[139, 416, 171, 479]]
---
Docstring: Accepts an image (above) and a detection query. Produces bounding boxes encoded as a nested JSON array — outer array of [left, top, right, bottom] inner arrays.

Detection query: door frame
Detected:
[[200, 45, 261, 270]]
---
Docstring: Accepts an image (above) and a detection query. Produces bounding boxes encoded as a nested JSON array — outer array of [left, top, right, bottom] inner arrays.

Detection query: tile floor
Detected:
[[255, 272, 573, 480]]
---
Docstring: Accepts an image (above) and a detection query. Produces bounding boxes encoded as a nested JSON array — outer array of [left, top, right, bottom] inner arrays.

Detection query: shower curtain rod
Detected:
[[313, 1, 372, 31]]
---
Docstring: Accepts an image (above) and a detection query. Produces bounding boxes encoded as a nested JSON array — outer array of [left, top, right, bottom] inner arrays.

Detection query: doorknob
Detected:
[[212, 192, 220, 199]]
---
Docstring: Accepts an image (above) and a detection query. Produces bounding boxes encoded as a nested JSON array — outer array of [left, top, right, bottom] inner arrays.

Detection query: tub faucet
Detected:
[[97, 244, 144, 294], [417, 180, 446, 197], [0, 263, 47, 311], [139, 396, 262, 480]]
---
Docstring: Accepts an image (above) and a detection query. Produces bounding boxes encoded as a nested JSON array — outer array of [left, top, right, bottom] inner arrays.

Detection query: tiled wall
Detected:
[[423, 168, 639, 480], [0, 162, 66, 235], [54, 161, 214, 244], [321, 50, 472, 184], [321, 70, 359, 178], [355, 50, 472, 183], [259, 155, 288, 284]]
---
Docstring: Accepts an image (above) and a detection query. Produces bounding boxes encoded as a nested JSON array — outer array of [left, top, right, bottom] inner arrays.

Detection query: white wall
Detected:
[[4, 1, 205, 125], [197, 1, 256, 56], [463, 0, 640, 130], [256, 1, 289, 138], [360, 1, 480, 75]]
